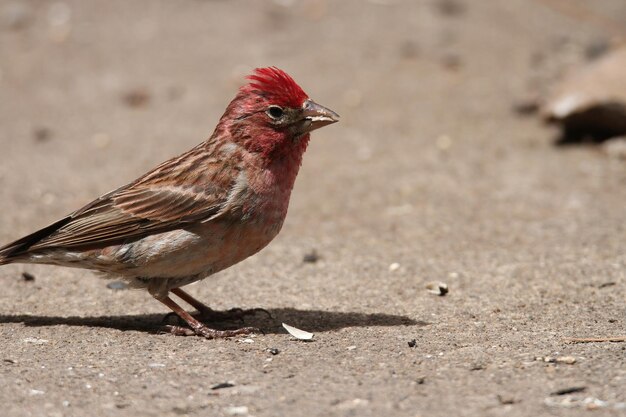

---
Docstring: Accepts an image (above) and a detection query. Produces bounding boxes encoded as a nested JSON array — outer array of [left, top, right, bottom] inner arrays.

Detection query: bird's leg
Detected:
[[155, 295, 259, 339], [170, 288, 217, 315], [170, 287, 272, 322]]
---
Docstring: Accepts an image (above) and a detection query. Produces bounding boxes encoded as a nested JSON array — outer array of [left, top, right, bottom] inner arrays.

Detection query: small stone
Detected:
[[389, 262, 400, 272], [551, 386, 586, 396], [267, 348, 280, 355], [470, 363, 486, 371], [407, 339, 417, 348], [21, 272, 35, 282], [107, 281, 128, 290], [425, 282, 449, 296], [302, 249, 319, 263], [211, 382, 235, 390], [346, 345, 357, 351], [512, 97, 540, 115], [556, 356, 576, 364], [224, 406, 248, 416], [497, 394, 516, 405], [148, 363, 165, 368]]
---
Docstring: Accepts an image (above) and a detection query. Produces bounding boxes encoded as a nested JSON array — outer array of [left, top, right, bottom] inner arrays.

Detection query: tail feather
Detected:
[[0, 216, 72, 265]]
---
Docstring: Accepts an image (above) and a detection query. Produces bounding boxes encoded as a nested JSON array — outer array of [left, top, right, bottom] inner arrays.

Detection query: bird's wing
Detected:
[[1, 148, 243, 257]]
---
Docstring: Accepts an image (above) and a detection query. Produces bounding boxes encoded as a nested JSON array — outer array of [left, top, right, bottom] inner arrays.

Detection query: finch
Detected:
[[0, 67, 339, 339]]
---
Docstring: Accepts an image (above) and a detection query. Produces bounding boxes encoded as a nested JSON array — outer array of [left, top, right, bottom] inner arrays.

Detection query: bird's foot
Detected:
[[163, 324, 260, 339]]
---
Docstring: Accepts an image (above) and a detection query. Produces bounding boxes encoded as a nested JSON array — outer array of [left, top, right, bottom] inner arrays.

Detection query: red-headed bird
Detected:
[[0, 67, 339, 338]]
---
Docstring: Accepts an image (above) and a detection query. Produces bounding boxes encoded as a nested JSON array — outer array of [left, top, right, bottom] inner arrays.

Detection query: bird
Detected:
[[0, 67, 339, 339]]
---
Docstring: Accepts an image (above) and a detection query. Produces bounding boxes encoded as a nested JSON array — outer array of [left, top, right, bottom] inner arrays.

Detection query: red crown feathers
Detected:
[[246, 67, 309, 108]]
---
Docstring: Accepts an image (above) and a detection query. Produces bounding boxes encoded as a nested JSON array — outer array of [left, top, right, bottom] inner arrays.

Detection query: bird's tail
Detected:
[[0, 216, 74, 266], [0, 249, 13, 265]]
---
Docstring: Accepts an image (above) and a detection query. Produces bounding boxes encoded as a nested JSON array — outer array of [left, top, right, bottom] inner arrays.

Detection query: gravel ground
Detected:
[[1, 1, 625, 416]]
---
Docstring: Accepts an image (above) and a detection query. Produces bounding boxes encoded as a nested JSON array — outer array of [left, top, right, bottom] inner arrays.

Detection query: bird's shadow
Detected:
[[0, 308, 422, 335]]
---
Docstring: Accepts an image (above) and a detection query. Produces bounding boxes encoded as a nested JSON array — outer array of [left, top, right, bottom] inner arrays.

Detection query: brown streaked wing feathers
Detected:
[[4, 146, 240, 255]]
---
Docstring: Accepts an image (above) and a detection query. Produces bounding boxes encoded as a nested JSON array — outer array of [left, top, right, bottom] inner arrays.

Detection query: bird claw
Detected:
[[163, 324, 259, 339]]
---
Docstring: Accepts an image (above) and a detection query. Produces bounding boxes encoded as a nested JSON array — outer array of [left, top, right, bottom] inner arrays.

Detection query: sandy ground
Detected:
[[1, 1, 625, 416]]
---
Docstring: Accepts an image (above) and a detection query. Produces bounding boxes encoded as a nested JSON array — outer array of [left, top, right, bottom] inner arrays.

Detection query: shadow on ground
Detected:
[[0, 308, 421, 335]]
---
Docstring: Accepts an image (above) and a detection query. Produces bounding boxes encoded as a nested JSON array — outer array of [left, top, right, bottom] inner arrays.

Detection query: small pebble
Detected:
[[211, 382, 235, 390], [389, 262, 400, 272], [539, 356, 576, 364], [425, 282, 448, 296], [224, 406, 248, 416], [551, 386, 586, 396], [408, 339, 417, 348], [302, 249, 319, 263], [512, 97, 540, 115], [148, 363, 165, 368], [107, 281, 128, 290], [21, 272, 35, 282], [497, 394, 517, 405], [267, 348, 280, 355]]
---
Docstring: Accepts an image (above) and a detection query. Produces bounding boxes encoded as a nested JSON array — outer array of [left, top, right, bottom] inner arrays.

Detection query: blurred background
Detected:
[[0, 1, 625, 416]]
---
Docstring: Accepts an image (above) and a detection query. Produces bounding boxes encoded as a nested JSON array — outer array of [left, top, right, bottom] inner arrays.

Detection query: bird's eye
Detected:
[[267, 106, 284, 120]]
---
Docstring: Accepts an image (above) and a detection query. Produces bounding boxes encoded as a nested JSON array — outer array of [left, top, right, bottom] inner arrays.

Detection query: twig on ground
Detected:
[[564, 336, 626, 343]]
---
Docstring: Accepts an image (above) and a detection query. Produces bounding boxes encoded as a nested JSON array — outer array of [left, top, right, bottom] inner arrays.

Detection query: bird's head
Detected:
[[219, 67, 339, 159]]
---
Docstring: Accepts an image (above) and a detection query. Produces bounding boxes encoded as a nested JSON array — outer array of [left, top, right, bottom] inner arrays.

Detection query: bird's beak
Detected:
[[299, 99, 340, 133]]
